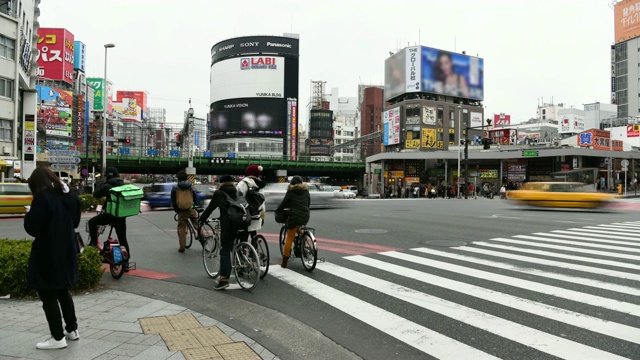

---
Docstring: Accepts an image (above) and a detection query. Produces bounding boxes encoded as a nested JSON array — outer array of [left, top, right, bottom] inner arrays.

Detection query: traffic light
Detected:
[[125, 138, 130, 144], [482, 138, 492, 150]]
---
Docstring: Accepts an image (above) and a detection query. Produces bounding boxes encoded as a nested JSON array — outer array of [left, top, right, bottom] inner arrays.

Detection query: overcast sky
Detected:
[[39, 0, 614, 129]]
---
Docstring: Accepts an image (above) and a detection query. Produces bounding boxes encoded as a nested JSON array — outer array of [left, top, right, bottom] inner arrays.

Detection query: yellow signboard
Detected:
[[436, 141, 444, 149], [405, 139, 420, 149], [25, 121, 35, 131], [480, 170, 499, 179], [449, 128, 455, 134], [421, 128, 437, 148]]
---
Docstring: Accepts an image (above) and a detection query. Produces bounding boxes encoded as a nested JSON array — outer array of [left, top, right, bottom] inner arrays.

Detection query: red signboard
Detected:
[[36, 28, 75, 84], [493, 113, 511, 127], [577, 129, 624, 151], [116, 91, 148, 114], [488, 128, 517, 145], [627, 125, 640, 137]]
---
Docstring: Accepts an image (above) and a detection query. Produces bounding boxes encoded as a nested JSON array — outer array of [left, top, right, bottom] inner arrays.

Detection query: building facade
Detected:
[[359, 86, 384, 159]]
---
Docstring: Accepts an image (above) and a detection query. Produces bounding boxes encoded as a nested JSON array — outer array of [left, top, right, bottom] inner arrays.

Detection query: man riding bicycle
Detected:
[[88, 167, 130, 268], [171, 170, 200, 253]]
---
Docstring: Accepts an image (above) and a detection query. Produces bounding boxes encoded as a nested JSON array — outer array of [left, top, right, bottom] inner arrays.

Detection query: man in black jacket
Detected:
[[198, 175, 241, 290], [88, 167, 130, 264], [275, 176, 310, 268]]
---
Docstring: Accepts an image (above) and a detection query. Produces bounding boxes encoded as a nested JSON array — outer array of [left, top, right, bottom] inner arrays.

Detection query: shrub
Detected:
[[0, 239, 104, 298], [79, 194, 104, 212]]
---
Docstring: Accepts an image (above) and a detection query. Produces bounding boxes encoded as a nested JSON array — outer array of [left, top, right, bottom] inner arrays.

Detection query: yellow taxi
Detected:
[[0, 183, 33, 215], [506, 182, 616, 209]]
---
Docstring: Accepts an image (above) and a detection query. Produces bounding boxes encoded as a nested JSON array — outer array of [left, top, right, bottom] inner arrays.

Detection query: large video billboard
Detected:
[[36, 85, 73, 138], [36, 28, 75, 84], [210, 56, 285, 104], [384, 46, 484, 101], [113, 99, 142, 122], [615, 0, 640, 44], [211, 35, 299, 64], [209, 98, 286, 138]]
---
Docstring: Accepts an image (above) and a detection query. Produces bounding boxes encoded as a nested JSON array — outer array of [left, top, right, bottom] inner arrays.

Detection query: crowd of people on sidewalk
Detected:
[[383, 182, 522, 199]]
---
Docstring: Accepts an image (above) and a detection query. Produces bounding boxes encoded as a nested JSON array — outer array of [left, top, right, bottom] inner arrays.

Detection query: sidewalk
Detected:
[[0, 289, 279, 360]]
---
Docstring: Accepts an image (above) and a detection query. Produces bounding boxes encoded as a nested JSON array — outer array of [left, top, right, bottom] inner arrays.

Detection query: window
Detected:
[[0, 35, 15, 59], [0, 78, 14, 99], [0, 119, 12, 141]]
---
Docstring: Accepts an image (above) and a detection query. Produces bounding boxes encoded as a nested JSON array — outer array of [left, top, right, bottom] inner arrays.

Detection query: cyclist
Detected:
[[198, 174, 240, 290], [171, 170, 199, 253], [275, 175, 310, 268], [88, 167, 130, 268], [236, 165, 266, 248]]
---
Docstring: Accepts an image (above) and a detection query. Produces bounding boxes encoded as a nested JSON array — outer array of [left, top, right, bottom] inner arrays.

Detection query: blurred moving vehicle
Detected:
[[506, 182, 616, 209], [334, 189, 356, 199], [263, 182, 337, 210], [146, 183, 205, 209], [0, 183, 33, 214]]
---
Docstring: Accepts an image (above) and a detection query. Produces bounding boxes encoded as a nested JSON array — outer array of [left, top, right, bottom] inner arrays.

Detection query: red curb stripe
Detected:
[[101, 264, 179, 280], [261, 233, 399, 255]]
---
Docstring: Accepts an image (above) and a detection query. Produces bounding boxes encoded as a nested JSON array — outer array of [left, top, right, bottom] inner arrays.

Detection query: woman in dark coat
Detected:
[[275, 176, 310, 268], [24, 167, 81, 350]]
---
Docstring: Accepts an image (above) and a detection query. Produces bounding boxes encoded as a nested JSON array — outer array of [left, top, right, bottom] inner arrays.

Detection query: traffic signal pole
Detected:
[[463, 119, 492, 199]]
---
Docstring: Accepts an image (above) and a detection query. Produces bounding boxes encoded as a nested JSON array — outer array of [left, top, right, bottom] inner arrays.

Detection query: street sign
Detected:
[[147, 149, 158, 156], [119, 147, 130, 155], [203, 151, 212, 158], [211, 157, 230, 164], [169, 150, 179, 157], [49, 150, 80, 157], [522, 150, 539, 157], [51, 164, 77, 171], [623, 166, 629, 172], [621, 159, 629, 167], [49, 156, 81, 164]]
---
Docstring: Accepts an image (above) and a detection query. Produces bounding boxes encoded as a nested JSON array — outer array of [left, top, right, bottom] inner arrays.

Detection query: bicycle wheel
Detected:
[[110, 263, 125, 279], [279, 225, 287, 256], [200, 222, 215, 246], [185, 222, 194, 249], [202, 229, 220, 279], [253, 234, 270, 279], [234, 242, 260, 291], [300, 232, 317, 272]]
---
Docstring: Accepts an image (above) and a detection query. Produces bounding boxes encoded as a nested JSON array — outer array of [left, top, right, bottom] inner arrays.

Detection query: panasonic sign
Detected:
[[211, 36, 299, 64]]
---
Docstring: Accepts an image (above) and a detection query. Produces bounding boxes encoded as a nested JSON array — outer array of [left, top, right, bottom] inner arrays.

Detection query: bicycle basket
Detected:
[[85, 222, 106, 235]]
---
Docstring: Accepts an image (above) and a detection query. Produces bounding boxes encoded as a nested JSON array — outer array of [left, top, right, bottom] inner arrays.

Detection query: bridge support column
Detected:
[[186, 166, 196, 183]]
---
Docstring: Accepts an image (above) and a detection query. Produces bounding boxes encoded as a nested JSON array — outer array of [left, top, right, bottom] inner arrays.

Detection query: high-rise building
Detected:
[[359, 86, 384, 159], [613, 1, 640, 118]]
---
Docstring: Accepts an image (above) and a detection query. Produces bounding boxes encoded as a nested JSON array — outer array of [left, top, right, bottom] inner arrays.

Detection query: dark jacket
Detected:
[[25, 186, 81, 290], [93, 176, 125, 204], [199, 182, 240, 233], [171, 180, 197, 212], [275, 183, 310, 229]]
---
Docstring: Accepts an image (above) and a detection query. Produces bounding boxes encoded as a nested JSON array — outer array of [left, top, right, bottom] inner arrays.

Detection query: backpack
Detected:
[[222, 191, 252, 229], [175, 187, 194, 210], [242, 180, 265, 220]]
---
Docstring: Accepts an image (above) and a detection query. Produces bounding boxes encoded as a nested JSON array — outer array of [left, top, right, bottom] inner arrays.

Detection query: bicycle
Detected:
[[278, 223, 318, 272], [174, 208, 211, 249], [251, 232, 270, 279], [85, 221, 135, 279], [200, 219, 261, 290]]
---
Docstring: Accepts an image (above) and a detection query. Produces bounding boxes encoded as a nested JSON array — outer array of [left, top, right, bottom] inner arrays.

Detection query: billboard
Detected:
[[73, 41, 86, 72], [87, 78, 104, 111], [421, 128, 437, 148], [290, 99, 297, 160], [559, 114, 585, 134], [210, 56, 285, 104], [382, 108, 400, 146], [384, 49, 406, 101], [113, 98, 142, 122], [209, 98, 286, 137], [470, 111, 483, 128], [627, 124, 640, 137], [488, 129, 518, 145], [211, 36, 299, 64], [116, 91, 148, 114], [494, 113, 511, 127], [615, 0, 640, 44], [578, 130, 623, 151], [36, 28, 74, 84], [309, 138, 331, 155], [36, 85, 73, 138]]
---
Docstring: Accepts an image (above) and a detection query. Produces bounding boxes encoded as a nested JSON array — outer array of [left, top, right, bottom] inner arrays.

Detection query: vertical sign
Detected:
[[36, 28, 75, 84], [73, 41, 86, 72], [291, 99, 297, 160], [22, 114, 36, 178], [87, 78, 104, 111], [405, 46, 421, 92], [611, 45, 616, 104], [286, 99, 292, 157]]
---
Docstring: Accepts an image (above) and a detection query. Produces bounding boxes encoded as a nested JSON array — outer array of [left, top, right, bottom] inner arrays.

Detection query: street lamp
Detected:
[[608, 115, 614, 191], [457, 105, 462, 198], [101, 43, 115, 177]]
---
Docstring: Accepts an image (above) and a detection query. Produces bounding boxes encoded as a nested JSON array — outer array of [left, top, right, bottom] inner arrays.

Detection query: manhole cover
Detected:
[[422, 240, 467, 247], [355, 229, 388, 234]]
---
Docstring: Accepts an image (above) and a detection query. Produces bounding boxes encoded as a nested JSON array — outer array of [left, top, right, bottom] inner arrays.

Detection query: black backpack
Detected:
[[242, 180, 265, 220], [222, 191, 252, 229]]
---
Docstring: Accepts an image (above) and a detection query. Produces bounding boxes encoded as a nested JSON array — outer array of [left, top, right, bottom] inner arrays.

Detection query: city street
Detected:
[[2, 198, 639, 360]]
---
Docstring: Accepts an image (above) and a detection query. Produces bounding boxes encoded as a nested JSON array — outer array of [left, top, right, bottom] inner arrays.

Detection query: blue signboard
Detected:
[[203, 151, 212, 158], [147, 149, 158, 156], [169, 150, 180, 157], [119, 147, 130, 155]]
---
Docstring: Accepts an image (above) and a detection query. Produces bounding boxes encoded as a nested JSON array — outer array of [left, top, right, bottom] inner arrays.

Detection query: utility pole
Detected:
[[185, 99, 196, 183], [463, 118, 492, 199]]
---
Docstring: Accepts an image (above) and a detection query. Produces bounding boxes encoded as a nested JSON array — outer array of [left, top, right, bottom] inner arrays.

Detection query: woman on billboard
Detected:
[[433, 51, 469, 98]]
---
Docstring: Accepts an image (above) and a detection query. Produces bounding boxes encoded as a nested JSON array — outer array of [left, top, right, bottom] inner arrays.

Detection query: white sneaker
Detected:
[[36, 337, 67, 350], [64, 329, 80, 341]]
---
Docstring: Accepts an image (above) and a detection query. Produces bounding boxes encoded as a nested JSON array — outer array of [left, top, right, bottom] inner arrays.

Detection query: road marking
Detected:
[[492, 237, 640, 260], [580, 226, 640, 238], [381, 251, 640, 316], [261, 233, 400, 255], [595, 224, 640, 232], [269, 266, 500, 360], [100, 265, 179, 280], [553, 229, 640, 242], [412, 247, 639, 295], [539, 232, 640, 247], [342, 257, 640, 345], [515, 234, 640, 253]]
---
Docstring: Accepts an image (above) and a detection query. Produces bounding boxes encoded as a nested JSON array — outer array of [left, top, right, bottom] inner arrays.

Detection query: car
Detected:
[[263, 182, 337, 211], [506, 182, 616, 209], [0, 183, 33, 215], [146, 183, 205, 210], [334, 189, 356, 199]]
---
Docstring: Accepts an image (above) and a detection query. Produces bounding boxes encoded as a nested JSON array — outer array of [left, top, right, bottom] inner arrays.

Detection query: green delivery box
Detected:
[[106, 184, 144, 218]]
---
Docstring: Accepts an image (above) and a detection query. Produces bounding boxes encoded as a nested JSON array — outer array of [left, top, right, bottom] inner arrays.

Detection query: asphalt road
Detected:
[[2, 198, 640, 360]]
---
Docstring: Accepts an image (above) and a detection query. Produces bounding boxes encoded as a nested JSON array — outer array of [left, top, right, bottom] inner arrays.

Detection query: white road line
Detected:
[[581, 227, 640, 238], [381, 251, 640, 317], [475, 241, 640, 271], [343, 256, 640, 345], [455, 246, 640, 282], [553, 230, 640, 242], [268, 266, 500, 360], [493, 237, 640, 260], [613, 222, 640, 228], [517, 234, 640, 253], [596, 224, 640, 233], [315, 262, 631, 360], [538, 232, 640, 248], [412, 247, 639, 296]]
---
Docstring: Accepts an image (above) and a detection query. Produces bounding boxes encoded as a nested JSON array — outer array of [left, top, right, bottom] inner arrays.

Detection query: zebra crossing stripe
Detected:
[[613, 222, 640, 228], [317, 262, 631, 360], [491, 237, 640, 260], [381, 251, 640, 317], [541, 232, 640, 247], [343, 256, 640, 345], [412, 247, 639, 296], [455, 246, 640, 282], [578, 227, 640, 239], [268, 266, 501, 360], [474, 242, 640, 271], [553, 229, 640, 243], [514, 235, 640, 253], [596, 224, 640, 232]]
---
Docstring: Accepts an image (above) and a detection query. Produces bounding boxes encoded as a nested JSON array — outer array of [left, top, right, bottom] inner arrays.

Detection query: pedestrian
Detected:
[[199, 175, 241, 290], [171, 170, 199, 253], [401, 187, 406, 198], [237, 165, 266, 247], [275, 176, 310, 268], [483, 183, 490, 198], [500, 184, 507, 199], [24, 167, 81, 350]]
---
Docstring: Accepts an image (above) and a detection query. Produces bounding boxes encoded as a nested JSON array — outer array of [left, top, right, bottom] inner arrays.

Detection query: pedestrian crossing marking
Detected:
[[491, 237, 640, 260], [514, 234, 640, 253], [596, 224, 640, 232], [553, 229, 640, 242], [574, 227, 640, 239], [538, 231, 640, 247]]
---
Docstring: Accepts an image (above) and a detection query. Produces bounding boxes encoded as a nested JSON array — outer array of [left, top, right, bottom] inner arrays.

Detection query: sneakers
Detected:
[[178, 247, 185, 253], [214, 280, 229, 290], [36, 337, 67, 350], [64, 329, 80, 341], [281, 257, 289, 268]]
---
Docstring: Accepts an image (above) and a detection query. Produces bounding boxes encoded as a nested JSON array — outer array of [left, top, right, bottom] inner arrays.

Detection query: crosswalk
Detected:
[[270, 221, 640, 360]]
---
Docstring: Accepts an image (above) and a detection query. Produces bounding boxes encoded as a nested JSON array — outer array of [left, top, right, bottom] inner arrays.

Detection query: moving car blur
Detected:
[[506, 182, 616, 209], [146, 183, 206, 210], [0, 183, 32, 215], [263, 182, 345, 211]]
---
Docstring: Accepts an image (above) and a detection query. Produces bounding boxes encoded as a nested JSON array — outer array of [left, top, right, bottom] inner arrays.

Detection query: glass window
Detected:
[[0, 35, 15, 59], [0, 78, 14, 99], [0, 119, 12, 141]]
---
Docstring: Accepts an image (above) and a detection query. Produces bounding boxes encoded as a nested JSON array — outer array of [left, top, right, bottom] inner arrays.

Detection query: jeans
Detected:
[[219, 232, 236, 280], [88, 213, 129, 257], [38, 289, 77, 341]]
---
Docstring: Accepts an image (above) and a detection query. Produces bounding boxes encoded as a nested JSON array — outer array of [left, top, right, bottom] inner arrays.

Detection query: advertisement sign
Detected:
[[287, 100, 292, 157], [211, 35, 299, 64], [36, 28, 74, 84], [36, 85, 73, 138], [577, 130, 624, 151], [210, 56, 285, 104], [116, 91, 148, 114], [559, 115, 585, 134], [627, 124, 640, 137], [421, 128, 437, 148], [421, 47, 484, 101], [384, 49, 406, 101], [112, 98, 142, 122], [494, 113, 511, 127], [291, 100, 297, 160], [615, 0, 640, 44], [382, 108, 400, 146], [73, 41, 86, 72], [87, 78, 104, 111], [489, 129, 517, 145], [309, 138, 331, 155], [405, 46, 421, 93], [507, 160, 527, 181], [209, 98, 286, 137], [23, 114, 35, 157], [422, 106, 436, 125], [77, 95, 84, 146], [470, 112, 483, 128]]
